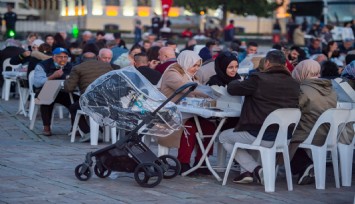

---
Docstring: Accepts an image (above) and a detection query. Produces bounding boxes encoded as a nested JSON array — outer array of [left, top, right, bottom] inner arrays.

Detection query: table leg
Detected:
[[181, 116, 226, 181]]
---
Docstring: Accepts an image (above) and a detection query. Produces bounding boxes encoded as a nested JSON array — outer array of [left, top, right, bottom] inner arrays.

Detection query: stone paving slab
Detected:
[[0, 99, 354, 203]]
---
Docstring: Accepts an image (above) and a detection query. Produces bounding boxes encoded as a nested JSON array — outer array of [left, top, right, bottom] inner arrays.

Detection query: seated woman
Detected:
[[114, 44, 142, 68], [290, 59, 337, 185], [206, 51, 241, 130], [158, 50, 216, 175]]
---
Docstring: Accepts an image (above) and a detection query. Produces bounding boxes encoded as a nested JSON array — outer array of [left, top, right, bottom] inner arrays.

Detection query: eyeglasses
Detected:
[[55, 55, 69, 59]]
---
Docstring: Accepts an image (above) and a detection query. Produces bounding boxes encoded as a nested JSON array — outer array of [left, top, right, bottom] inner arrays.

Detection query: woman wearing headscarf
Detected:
[[290, 59, 337, 185], [206, 51, 241, 86], [158, 50, 216, 175], [206, 51, 241, 130]]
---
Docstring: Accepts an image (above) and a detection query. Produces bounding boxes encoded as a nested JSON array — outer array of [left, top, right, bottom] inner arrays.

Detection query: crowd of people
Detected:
[[0, 17, 354, 187]]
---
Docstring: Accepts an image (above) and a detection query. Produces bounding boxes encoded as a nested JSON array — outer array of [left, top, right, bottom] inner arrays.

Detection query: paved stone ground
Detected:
[[0, 98, 354, 204]]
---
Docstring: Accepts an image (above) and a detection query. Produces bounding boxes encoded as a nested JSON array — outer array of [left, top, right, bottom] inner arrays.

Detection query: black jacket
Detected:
[[227, 66, 300, 141], [136, 66, 162, 85]]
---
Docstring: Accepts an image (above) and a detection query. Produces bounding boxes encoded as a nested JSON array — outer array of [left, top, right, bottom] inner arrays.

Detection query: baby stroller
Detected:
[[74, 67, 197, 188]]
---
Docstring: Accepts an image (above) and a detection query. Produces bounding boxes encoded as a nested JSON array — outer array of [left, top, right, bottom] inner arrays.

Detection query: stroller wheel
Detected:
[[75, 164, 92, 181], [134, 163, 163, 188], [156, 155, 181, 179], [94, 164, 111, 178]]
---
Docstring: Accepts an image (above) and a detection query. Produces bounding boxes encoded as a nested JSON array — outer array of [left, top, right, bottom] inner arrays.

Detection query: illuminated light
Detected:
[[65, 7, 68, 16], [81, 7, 85, 15], [8, 30, 15, 37], [200, 11, 205, 15], [123, 7, 134, 16], [137, 6, 150, 17], [75, 6, 79, 16], [168, 7, 179, 17], [92, 8, 103, 15], [72, 25, 79, 38], [92, 1, 103, 15], [106, 6, 118, 16]]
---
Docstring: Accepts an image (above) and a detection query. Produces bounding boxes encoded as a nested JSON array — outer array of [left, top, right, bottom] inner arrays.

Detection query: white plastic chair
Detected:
[[2, 58, 21, 101], [298, 108, 350, 189], [28, 72, 66, 130], [70, 110, 117, 145], [222, 108, 301, 192], [338, 108, 355, 187]]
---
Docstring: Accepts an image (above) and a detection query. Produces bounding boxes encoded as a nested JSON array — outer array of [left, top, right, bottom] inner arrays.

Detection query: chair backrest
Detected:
[[28, 70, 35, 94], [252, 108, 301, 148], [2, 58, 21, 72], [302, 108, 350, 147], [344, 109, 355, 146]]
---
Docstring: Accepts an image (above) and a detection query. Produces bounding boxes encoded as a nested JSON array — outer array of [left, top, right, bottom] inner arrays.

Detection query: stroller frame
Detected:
[[75, 82, 198, 188]]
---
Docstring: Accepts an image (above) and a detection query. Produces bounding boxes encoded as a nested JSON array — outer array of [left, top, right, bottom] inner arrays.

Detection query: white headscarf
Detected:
[[292, 59, 321, 82], [177, 50, 202, 81]]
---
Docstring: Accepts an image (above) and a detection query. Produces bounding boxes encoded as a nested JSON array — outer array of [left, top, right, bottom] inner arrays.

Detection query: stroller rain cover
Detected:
[[79, 66, 182, 137]]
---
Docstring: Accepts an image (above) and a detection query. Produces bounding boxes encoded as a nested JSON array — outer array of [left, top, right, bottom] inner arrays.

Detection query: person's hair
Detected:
[[229, 19, 234, 24], [247, 41, 258, 48], [146, 46, 160, 61], [290, 45, 302, 54], [82, 43, 99, 55], [98, 48, 112, 58], [82, 52, 97, 61], [321, 60, 340, 78], [272, 44, 282, 50], [96, 31, 105, 36], [129, 44, 143, 54], [257, 57, 267, 71], [27, 33, 38, 39], [265, 50, 286, 65], [106, 40, 116, 47], [205, 40, 217, 48], [38, 43, 52, 55], [113, 32, 121, 39], [45, 34, 54, 40], [165, 40, 177, 46], [134, 53, 149, 66], [54, 32, 65, 46]]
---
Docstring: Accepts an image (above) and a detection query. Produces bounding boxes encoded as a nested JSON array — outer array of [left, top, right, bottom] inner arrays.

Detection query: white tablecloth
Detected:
[[177, 105, 241, 118]]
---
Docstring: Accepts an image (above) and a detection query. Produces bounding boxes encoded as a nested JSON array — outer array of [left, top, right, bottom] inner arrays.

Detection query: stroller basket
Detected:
[[80, 66, 182, 137]]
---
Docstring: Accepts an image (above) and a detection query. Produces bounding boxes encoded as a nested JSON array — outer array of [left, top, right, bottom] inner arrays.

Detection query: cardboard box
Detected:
[[35, 80, 64, 105], [211, 85, 243, 109]]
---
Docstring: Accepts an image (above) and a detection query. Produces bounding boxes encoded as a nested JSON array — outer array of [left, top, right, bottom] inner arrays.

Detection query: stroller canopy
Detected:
[[80, 66, 182, 137]]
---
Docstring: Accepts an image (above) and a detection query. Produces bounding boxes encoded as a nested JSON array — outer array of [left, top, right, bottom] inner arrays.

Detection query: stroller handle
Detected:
[[174, 82, 198, 104], [174, 82, 198, 95]]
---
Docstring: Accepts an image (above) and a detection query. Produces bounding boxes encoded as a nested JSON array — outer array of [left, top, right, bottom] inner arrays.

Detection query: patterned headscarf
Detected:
[[292, 59, 321, 82], [341, 60, 355, 80]]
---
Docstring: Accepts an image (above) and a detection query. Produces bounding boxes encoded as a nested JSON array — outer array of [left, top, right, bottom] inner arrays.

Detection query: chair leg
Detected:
[[338, 143, 354, 187], [28, 96, 35, 120], [260, 149, 276, 192], [222, 146, 238, 186], [282, 148, 294, 191], [71, 111, 82, 143], [110, 126, 117, 144], [158, 144, 169, 157], [217, 142, 227, 169], [331, 148, 340, 188], [89, 117, 99, 146], [3, 79, 11, 101], [29, 105, 39, 130], [311, 148, 327, 190]]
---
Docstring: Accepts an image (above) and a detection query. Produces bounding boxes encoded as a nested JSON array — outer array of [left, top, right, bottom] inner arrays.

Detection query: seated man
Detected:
[[64, 49, 113, 142], [219, 50, 299, 184], [133, 53, 162, 85], [34, 47, 78, 136]]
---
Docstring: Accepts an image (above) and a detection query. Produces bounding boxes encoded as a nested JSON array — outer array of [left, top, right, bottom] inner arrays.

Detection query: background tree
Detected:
[[174, 0, 283, 27]]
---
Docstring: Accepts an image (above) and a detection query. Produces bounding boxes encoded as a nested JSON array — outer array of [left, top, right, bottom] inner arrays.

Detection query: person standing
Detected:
[[224, 20, 235, 42], [151, 12, 161, 39], [4, 4, 17, 38], [134, 17, 142, 44]]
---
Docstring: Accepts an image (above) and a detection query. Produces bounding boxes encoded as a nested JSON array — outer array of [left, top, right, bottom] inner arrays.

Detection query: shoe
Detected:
[[253, 166, 264, 185], [79, 133, 90, 143], [298, 164, 315, 185], [43, 126, 52, 136], [233, 171, 253, 184]]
